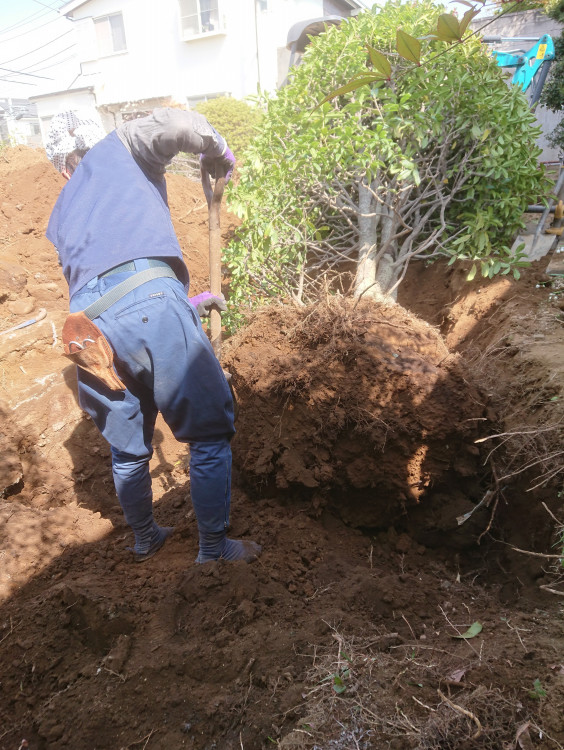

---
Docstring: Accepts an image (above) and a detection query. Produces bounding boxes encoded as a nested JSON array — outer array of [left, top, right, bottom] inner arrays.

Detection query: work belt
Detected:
[[62, 263, 178, 391]]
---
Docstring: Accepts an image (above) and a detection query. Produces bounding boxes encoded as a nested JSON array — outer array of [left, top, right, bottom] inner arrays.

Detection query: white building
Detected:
[[0, 98, 42, 147], [30, 0, 363, 136]]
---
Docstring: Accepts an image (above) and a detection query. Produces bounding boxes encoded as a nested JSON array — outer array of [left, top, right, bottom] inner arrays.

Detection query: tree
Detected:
[[225, 0, 547, 322]]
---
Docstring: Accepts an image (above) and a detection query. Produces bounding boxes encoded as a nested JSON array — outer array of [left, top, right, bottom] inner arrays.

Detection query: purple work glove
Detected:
[[189, 291, 227, 318], [200, 147, 235, 184]]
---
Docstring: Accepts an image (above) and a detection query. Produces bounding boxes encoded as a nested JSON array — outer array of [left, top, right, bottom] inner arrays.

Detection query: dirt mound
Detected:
[[224, 299, 485, 533]]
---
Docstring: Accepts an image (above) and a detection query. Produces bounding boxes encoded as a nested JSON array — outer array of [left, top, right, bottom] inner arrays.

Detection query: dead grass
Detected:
[[280, 625, 562, 750], [463, 301, 564, 493]]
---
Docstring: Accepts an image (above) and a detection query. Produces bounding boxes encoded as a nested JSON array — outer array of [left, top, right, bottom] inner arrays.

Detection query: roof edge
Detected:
[[29, 86, 95, 102], [59, 0, 94, 16]]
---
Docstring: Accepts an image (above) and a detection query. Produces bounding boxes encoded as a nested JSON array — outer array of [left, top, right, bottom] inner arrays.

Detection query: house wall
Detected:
[[67, 0, 336, 107], [473, 10, 563, 163], [30, 0, 359, 141]]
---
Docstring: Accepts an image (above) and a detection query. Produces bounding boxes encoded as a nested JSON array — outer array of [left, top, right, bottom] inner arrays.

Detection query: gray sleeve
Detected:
[[117, 107, 227, 179]]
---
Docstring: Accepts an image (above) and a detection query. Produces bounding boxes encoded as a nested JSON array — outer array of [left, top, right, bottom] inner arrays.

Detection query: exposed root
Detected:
[[437, 688, 482, 740], [463, 299, 563, 495], [282, 626, 555, 749]]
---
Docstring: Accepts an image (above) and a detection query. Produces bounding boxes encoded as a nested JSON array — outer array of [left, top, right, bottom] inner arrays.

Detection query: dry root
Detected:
[[463, 304, 564, 494], [281, 627, 555, 750]]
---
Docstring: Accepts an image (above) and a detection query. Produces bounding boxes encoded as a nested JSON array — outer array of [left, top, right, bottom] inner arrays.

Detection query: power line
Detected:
[[0, 0, 68, 43], [0, 77, 38, 86], [0, 8, 52, 37], [32, 0, 66, 11], [20, 43, 77, 72], [0, 14, 63, 43], [0, 43, 76, 81], [0, 29, 73, 66], [0, 2, 74, 88], [0, 65, 53, 79], [0, 51, 76, 83], [0, 0, 66, 35], [0, 42, 77, 83], [36, 51, 75, 69], [25, 52, 76, 74]]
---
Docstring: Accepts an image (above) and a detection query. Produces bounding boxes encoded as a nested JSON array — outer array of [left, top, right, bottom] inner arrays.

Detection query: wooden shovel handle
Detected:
[[208, 167, 226, 358]]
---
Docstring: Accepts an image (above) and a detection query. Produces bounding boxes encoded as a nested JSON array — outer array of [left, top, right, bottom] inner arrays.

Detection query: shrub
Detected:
[[196, 96, 263, 161], [224, 0, 547, 327]]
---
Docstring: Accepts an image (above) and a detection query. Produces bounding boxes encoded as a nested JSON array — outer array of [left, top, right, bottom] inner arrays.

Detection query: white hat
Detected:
[[45, 109, 106, 174]]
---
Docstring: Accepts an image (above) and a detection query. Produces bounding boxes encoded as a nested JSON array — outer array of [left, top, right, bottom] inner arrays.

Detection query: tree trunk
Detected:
[[354, 178, 378, 298], [354, 180, 396, 303], [375, 253, 397, 302]]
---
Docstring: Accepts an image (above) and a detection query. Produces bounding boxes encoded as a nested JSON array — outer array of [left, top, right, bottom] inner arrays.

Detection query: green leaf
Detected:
[[332, 675, 346, 694], [316, 75, 385, 107], [367, 46, 392, 79], [513, 268, 521, 280], [467, 264, 477, 282], [452, 621, 483, 639], [436, 14, 461, 42], [530, 679, 547, 698], [459, 8, 479, 37], [396, 30, 421, 65]]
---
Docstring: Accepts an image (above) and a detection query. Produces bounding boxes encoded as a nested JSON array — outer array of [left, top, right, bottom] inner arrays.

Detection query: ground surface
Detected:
[[0, 146, 563, 750]]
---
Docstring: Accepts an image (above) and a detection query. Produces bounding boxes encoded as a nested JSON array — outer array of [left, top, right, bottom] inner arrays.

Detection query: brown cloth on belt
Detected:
[[62, 311, 126, 391]]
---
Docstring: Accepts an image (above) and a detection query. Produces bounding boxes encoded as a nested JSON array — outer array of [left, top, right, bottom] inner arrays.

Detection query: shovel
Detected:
[[202, 165, 226, 359], [202, 165, 240, 418]]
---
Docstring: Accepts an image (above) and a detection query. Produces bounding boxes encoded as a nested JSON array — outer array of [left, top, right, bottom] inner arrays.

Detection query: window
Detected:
[[179, 0, 224, 38], [94, 13, 127, 56]]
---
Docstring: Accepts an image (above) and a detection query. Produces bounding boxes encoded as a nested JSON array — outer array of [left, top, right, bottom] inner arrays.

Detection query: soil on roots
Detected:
[[223, 298, 487, 540], [0, 147, 563, 750]]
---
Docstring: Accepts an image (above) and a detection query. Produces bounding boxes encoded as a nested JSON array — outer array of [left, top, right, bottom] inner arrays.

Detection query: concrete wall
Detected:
[[473, 10, 563, 163]]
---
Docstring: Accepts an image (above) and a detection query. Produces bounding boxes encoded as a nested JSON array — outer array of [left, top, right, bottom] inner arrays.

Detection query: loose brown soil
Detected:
[[0, 146, 563, 750]]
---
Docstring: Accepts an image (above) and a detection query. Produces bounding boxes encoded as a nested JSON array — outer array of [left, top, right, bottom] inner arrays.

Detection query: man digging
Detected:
[[45, 108, 261, 565]]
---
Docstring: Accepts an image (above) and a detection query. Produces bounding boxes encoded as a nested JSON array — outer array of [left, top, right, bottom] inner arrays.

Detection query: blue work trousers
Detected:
[[69, 259, 235, 554]]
